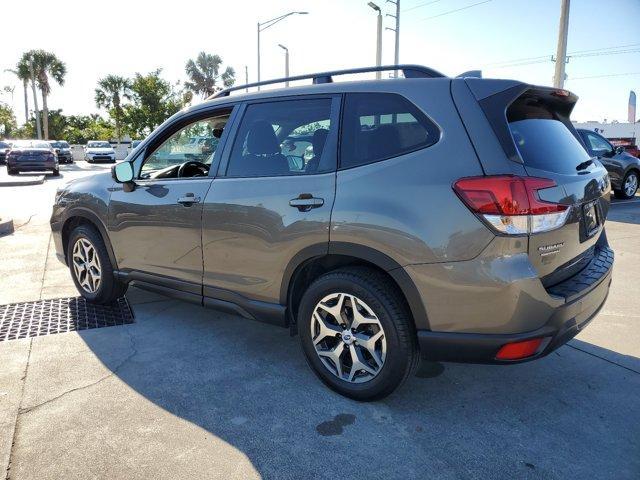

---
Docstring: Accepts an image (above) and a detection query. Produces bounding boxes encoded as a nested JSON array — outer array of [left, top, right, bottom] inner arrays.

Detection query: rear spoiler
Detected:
[[465, 78, 579, 164]]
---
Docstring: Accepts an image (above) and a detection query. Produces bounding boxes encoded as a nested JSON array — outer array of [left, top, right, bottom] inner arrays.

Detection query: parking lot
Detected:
[[0, 162, 638, 479]]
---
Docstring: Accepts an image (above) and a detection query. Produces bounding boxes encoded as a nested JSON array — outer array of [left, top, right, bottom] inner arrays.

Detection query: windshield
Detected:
[[88, 141, 111, 148], [14, 140, 51, 149], [49, 141, 70, 148], [509, 119, 591, 174], [0, 142, 9, 149]]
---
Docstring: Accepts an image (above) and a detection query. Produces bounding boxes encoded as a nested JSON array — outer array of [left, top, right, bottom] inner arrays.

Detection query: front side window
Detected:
[[226, 98, 333, 177], [340, 93, 440, 169], [584, 132, 613, 157], [140, 113, 230, 179]]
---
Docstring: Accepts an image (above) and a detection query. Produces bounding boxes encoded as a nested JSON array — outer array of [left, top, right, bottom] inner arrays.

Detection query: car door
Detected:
[[201, 95, 340, 319], [581, 130, 625, 186], [108, 106, 236, 296]]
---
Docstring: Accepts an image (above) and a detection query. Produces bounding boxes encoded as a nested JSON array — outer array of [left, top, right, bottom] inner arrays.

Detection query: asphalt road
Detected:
[[0, 161, 638, 479]]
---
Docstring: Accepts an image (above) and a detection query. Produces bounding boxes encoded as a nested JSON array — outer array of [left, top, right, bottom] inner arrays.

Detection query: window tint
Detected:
[[140, 113, 229, 179], [584, 132, 612, 156], [226, 98, 333, 177], [340, 93, 439, 169], [509, 119, 591, 174]]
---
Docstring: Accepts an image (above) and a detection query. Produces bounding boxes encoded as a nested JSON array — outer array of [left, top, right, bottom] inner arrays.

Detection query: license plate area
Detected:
[[583, 200, 600, 238]]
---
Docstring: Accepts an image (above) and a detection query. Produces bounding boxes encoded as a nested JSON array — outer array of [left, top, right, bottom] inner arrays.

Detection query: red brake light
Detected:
[[495, 338, 546, 360], [453, 175, 567, 215]]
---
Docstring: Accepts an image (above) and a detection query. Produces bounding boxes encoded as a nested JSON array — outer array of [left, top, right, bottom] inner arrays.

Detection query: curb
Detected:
[[0, 218, 14, 236], [0, 175, 46, 187]]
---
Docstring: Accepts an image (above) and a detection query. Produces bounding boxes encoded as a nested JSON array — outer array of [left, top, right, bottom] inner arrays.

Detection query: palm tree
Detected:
[[27, 50, 66, 140], [95, 75, 131, 144], [5, 62, 31, 125], [185, 52, 235, 99]]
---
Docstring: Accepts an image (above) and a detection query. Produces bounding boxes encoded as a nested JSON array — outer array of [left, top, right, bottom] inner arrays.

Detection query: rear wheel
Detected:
[[615, 171, 639, 199], [68, 225, 127, 304], [298, 267, 418, 401], [7, 168, 17, 176], [52, 168, 60, 176]]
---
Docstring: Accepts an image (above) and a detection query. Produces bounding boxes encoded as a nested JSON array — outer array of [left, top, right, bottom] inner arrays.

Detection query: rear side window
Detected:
[[340, 93, 439, 169], [509, 119, 590, 174]]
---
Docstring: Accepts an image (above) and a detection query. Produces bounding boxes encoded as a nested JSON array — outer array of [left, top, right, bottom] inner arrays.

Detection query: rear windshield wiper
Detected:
[[576, 159, 594, 171]]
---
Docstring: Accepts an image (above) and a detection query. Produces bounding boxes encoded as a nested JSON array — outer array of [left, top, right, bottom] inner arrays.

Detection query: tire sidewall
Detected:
[[298, 274, 411, 400], [68, 226, 111, 302], [623, 171, 638, 198]]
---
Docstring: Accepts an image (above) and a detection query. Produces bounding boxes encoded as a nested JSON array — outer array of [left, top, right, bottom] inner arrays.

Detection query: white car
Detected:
[[84, 141, 116, 163]]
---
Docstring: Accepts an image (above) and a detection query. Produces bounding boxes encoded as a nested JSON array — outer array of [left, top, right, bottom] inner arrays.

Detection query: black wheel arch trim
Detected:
[[280, 241, 431, 330], [61, 208, 119, 270]]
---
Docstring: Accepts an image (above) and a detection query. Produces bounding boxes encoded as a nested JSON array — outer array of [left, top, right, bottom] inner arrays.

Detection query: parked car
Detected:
[[577, 129, 640, 199], [127, 140, 142, 154], [50, 65, 614, 400], [7, 140, 59, 175], [49, 140, 73, 164], [84, 141, 115, 163], [0, 141, 10, 164]]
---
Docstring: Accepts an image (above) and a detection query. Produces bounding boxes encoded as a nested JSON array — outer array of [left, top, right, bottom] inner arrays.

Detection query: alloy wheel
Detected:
[[624, 173, 638, 197], [310, 292, 387, 383], [72, 238, 102, 293]]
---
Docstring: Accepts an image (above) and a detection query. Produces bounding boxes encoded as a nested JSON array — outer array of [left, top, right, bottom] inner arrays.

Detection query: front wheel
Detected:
[[68, 225, 127, 304], [52, 168, 60, 176], [615, 171, 639, 199], [298, 267, 418, 401]]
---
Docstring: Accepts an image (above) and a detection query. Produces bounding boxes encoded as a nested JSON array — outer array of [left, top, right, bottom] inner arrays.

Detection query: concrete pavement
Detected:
[[0, 164, 638, 479]]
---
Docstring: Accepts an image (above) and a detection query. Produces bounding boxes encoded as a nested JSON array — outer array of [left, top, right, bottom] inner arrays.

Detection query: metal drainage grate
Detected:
[[0, 296, 134, 342]]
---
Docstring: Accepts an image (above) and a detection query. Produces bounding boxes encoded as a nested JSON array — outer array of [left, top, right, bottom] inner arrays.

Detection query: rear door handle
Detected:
[[177, 194, 201, 206], [289, 194, 324, 211]]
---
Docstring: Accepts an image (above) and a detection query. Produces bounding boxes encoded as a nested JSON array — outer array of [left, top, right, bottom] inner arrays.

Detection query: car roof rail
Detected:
[[208, 64, 447, 100]]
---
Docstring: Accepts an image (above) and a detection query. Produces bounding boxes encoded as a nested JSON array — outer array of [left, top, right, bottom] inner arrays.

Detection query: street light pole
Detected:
[[257, 11, 308, 90], [368, 2, 382, 79], [278, 44, 290, 86], [386, 0, 400, 76], [553, 0, 570, 88]]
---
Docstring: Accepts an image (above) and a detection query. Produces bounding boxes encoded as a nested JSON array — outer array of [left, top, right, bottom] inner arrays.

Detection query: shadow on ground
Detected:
[[73, 289, 640, 479]]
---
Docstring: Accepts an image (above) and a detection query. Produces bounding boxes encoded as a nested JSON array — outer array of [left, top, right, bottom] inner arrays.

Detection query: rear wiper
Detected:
[[576, 159, 594, 171]]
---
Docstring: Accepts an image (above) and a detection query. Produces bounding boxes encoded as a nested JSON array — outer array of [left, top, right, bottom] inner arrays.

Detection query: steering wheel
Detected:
[[177, 161, 209, 178]]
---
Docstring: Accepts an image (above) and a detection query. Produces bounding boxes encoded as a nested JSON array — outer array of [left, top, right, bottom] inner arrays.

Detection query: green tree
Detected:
[[5, 62, 31, 124], [95, 75, 131, 144], [184, 52, 235, 99], [122, 70, 183, 137], [0, 103, 17, 138], [23, 50, 66, 140]]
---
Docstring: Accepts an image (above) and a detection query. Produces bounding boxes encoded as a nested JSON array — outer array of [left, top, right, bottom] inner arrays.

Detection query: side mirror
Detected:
[[615, 146, 625, 154], [112, 161, 136, 191]]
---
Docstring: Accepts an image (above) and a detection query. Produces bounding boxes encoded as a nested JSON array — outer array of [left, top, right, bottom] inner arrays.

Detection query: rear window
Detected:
[[509, 119, 590, 174], [340, 93, 439, 169]]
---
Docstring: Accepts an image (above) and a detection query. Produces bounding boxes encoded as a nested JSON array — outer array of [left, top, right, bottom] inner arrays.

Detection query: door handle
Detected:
[[289, 193, 324, 212], [177, 194, 201, 206]]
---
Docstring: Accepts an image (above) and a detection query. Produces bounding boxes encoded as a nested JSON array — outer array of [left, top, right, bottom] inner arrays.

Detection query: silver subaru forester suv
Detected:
[[51, 65, 613, 400]]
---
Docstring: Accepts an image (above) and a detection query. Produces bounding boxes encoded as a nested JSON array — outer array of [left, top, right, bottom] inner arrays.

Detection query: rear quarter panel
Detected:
[[330, 79, 493, 266]]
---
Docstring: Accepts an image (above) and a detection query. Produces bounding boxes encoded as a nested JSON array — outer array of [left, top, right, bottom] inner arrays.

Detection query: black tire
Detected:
[[614, 170, 639, 199], [298, 266, 418, 401], [67, 224, 127, 304], [7, 168, 17, 176], [52, 168, 60, 176]]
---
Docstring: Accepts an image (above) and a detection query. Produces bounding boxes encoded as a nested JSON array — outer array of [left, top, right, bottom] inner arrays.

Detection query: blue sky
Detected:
[[1, 0, 639, 122]]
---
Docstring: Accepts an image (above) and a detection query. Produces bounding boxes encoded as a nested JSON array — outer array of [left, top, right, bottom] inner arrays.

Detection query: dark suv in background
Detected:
[[50, 65, 613, 400], [577, 128, 639, 199]]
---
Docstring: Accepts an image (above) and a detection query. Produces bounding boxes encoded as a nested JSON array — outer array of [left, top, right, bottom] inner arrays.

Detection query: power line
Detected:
[[571, 48, 640, 59], [421, 0, 492, 21], [569, 71, 640, 81], [402, 0, 442, 13]]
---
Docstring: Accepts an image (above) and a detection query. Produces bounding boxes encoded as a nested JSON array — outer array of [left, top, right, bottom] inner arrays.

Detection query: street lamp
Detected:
[[278, 44, 290, 86], [257, 11, 308, 89], [367, 2, 383, 79]]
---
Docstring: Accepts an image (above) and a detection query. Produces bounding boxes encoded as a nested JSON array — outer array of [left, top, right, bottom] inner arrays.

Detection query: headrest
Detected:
[[311, 128, 329, 158], [246, 120, 280, 155]]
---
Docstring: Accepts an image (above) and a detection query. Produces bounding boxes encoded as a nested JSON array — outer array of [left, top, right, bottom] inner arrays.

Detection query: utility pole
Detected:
[[553, 0, 570, 88], [278, 44, 290, 86], [28, 58, 42, 140], [368, 2, 383, 79], [386, 0, 400, 76]]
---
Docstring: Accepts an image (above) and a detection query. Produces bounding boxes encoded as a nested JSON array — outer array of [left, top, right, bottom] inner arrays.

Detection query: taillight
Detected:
[[453, 175, 570, 235]]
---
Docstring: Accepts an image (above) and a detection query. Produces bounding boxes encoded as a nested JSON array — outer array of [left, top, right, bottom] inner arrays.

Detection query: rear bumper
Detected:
[[417, 248, 613, 364], [7, 160, 57, 171]]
